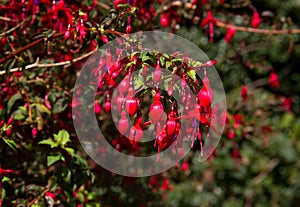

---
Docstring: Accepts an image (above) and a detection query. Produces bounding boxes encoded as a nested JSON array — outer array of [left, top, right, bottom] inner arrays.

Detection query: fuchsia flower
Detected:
[[161, 178, 171, 190], [32, 127, 38, 137], [240, 85, 248, 104], [280, 97, 293, 112], [200, 11, 217, 43], [269, 71, 279, 88], [233, 114, 243, 129], [181, 161, 189, 171], [251, 11, 261, 28], [224, 26, 236, 43], [41, 0, 73, 31]]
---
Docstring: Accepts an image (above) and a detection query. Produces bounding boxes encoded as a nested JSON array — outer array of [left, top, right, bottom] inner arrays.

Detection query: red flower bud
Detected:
[[94, 101, 102, 115], [32, 127, 38, 137], [118, 110, 129, 135], [224, 26, 236, 43], [251, 12, 261, 28], [7, 116, 14, 125], [64, 25, 70, 40], [125, 87, 138, 116], [153, 61, 162, 82], [0, 120, 4, 128], [269, 71, 279, 88], [167, 82, 173, 96], [198, 87, 214, 108], [240, 85, 248, 103], [228, 130, 235, 139], [104, 95, 111, 113], [160, 14, 169, 27], [166, 119, 176, 138], [119, 76, 130, 94], [6, 126, 13, 137], [181, 161, 189, 171], [126, 24, 132, 34], [149, 92, 164, 124]]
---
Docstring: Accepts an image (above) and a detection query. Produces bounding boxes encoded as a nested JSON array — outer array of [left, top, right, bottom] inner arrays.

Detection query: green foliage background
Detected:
[[0, 0, 300, 206]]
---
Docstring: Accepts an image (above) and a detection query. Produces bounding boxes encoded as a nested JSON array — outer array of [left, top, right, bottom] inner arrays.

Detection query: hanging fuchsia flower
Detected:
[[224, 26, 236, 43], [200, 11, 217, 43], [240, 85, 248, 103], [41, 0, 73, 31], [269, 71, 279, 88], [251, 11, 261, 28], [280, 97, 293, 112]]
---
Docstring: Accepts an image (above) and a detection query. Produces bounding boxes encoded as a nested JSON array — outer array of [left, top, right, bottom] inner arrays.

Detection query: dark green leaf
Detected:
[[7, 93, 22, 114]]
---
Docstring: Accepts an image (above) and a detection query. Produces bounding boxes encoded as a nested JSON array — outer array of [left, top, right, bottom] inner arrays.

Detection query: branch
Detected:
[[0, 47, 98, 75], [0, 32, 64, 64], [96, 1, 111, 10], [0, 20, 25, 36], [216, 20, 300, 34], [0, 16, 17, 22]]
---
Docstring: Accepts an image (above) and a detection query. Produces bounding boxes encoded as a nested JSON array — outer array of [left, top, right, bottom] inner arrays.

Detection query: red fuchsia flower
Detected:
[[7, 116, 14, 125], [104, 95, 111, 113], [0, 168, 18, 178], [94, 101, 102, 115], [251, 11, 261, 28], [160, 13, 169, 27], [114, 0, 126, 10], [6, 126, 13, 137], [280, 97, 293, 112], [32, 127, 38, 137], [269, 71, 279, 88], [41, 0, 73, 31], [220, 0, 225, 4], [0, 120, 4, 128], [148, 175, 159, 188], [161, 178, 171, 190], [240, 85, 248, 103], [233, 114, 243, 129], [118, 110, 129, 135], [200, 11, 217, 43], [45, 191, 56, 199], [64, 24, 71, 39], [232, 149, 240, 159], [228, 129, 235, 139], [149, 92, 164, 124], [181, 161, 189, 171], [224, 26, 236, 43]]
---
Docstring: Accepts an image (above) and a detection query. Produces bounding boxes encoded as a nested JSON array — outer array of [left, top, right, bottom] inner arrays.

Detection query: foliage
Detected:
[[0, 0, 300, 206]]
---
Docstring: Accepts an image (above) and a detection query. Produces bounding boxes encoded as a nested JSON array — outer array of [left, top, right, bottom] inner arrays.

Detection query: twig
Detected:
[[0, 16, 16, 21], [0, 47, 98, 75], [252, 158, 280, 185], [96, 1, 111, 10], [223, 0, 250, 9], [0, 32, 64, 64], [216, 20, 300, 34], [0, 20, 25, 36]]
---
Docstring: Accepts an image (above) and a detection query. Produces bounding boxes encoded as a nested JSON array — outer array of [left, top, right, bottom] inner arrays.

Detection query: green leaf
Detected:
[[32, 103, 51, 115], [52, 98, 68, 114], [171, 58, 183, 63], [2, 176, 10, 183], [7, 93, 22, 113], [166, 61, 171, 69], [160, 56, 165, 67], [47, 153, 64, 166], [38, 139, 58, 148], [187, 69, 196, 82], [31, 204, 41, 207], [65, 147, 75, 156], [57, 129, 70, 147], [3, 138, 17, 153]]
